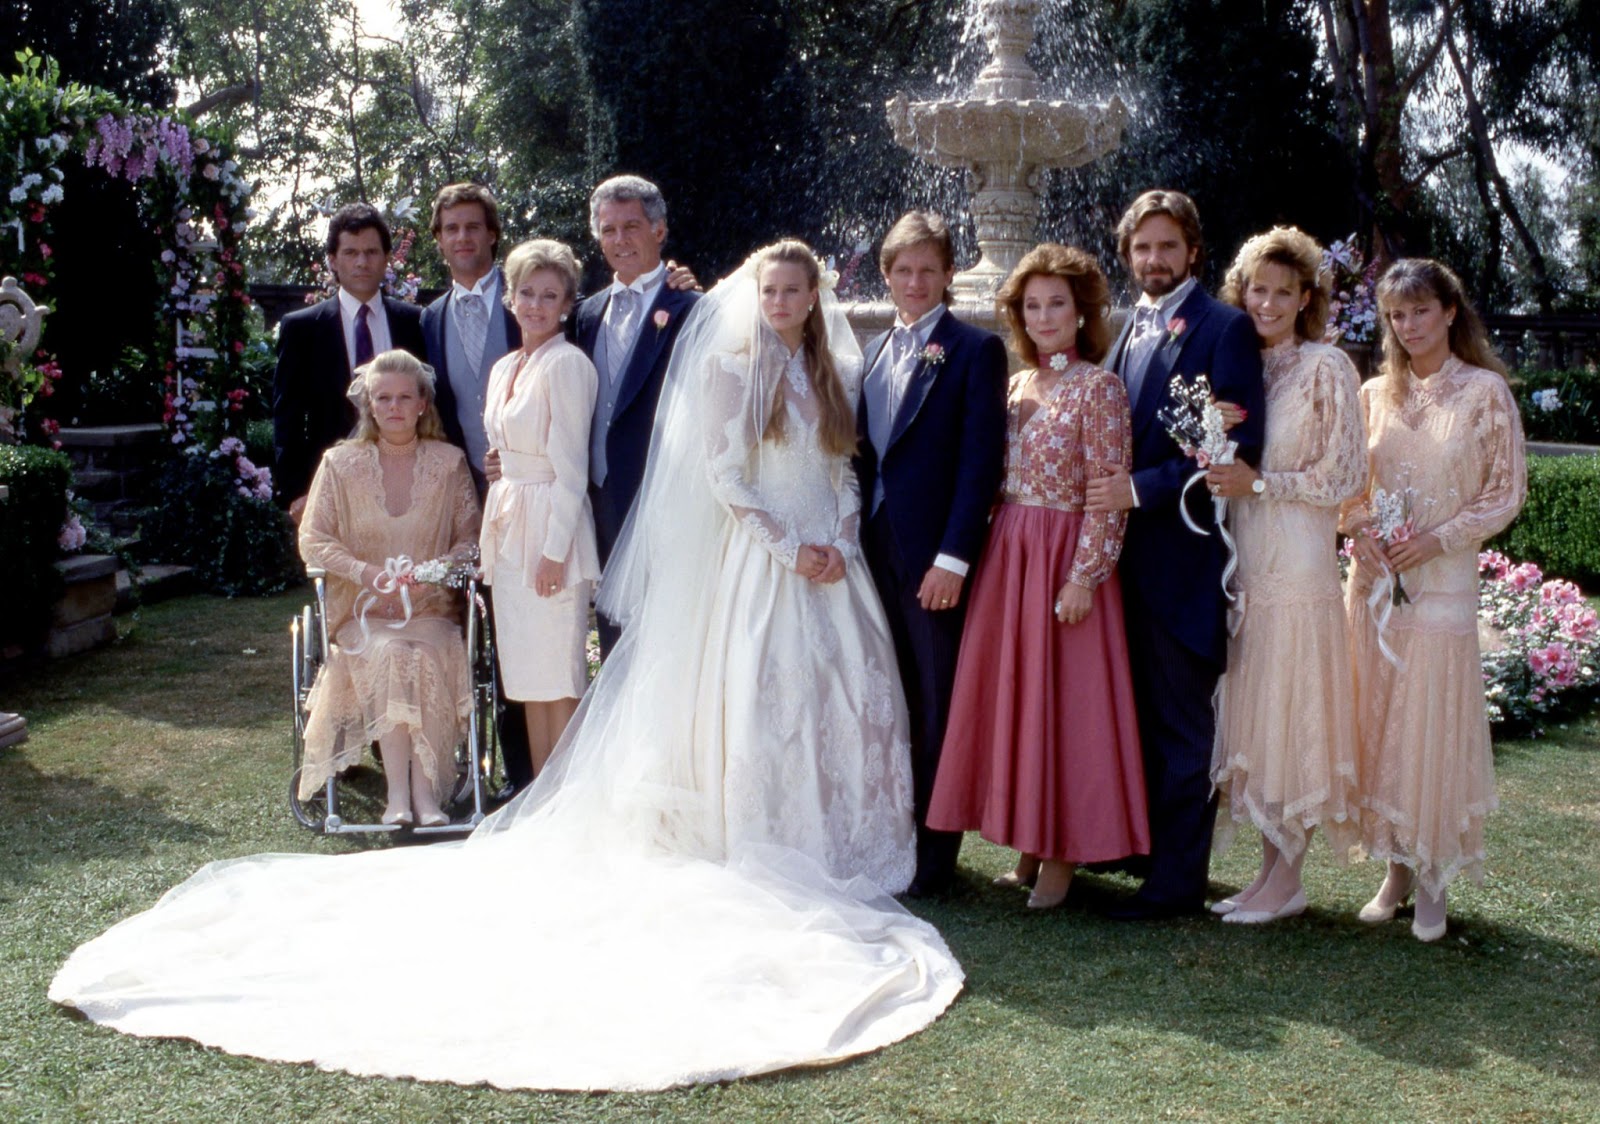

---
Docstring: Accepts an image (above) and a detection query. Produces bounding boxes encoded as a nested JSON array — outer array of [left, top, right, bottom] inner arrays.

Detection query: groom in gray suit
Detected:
[[420, 183, 532, 793], [421, 183, 521, 494]]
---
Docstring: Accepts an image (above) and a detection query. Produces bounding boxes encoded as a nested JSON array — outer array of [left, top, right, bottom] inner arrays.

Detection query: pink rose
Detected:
[[653, 309, 670, 330], [1167, 317, 1187, 341]]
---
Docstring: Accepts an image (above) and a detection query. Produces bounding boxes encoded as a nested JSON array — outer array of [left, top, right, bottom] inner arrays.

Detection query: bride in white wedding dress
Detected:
[[49, 241, 963, 1092]]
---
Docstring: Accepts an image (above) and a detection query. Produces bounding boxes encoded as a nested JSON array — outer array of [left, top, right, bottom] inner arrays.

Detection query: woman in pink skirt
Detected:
[[928, 244, 1149, 909]]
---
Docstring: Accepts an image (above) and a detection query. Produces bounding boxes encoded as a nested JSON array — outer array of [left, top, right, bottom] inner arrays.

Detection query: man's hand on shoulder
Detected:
[[664, 261, 701, 293]]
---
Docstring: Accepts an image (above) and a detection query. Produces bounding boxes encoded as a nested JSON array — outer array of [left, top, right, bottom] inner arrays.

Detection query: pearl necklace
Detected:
[[377, 434, 419, 456]]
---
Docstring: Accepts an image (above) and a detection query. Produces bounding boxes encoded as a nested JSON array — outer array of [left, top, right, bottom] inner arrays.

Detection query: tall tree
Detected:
[[0, 0, 177, 105]]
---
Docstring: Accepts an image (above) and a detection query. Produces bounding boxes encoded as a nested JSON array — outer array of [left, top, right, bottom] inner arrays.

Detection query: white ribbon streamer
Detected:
[[343, 555, 415, 655], [1177, 470, 1240, 605], [1365, 568, 1406, 669]]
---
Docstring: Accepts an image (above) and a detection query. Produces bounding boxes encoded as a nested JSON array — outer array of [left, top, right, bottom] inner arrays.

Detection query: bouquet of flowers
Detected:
[[1478, 551, 1600, 734], [346, 548, 480, 654], [1322, 236, 1378, 345], [1364, 486, 1416, 606], [1156, 373, 1239, 599]]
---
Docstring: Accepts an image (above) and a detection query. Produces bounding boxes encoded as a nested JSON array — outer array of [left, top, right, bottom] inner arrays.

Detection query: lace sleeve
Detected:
[[1338, 380, 1382, 536], [298, 453, 366, 586], [831, 359, 863, 560], [1430, 372, 1528, 555], [702, 352, 800, 569], [1068, 369, 1132, 588], [1261, 346, 1368, 508]]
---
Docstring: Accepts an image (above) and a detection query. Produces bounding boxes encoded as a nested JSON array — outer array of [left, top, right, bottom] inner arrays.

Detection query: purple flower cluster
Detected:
[[84, 114, 195, 183], [1478, 551, 1600, 731], [210, 435, 274, 502], [1321, 236, 1379, 346]]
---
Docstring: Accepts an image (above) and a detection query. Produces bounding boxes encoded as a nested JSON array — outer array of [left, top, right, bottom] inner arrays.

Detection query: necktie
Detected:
[[456, 292, 488, 376], [607, 288, 639, 381], [354, 303, 375, 369]]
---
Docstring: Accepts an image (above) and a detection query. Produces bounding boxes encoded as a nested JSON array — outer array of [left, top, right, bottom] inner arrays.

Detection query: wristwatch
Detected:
[[1250, 476, 1266, 495]]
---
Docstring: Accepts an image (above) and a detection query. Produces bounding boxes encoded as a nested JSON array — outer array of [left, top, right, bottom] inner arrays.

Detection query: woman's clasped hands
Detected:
[[795, 544, 846, 584]]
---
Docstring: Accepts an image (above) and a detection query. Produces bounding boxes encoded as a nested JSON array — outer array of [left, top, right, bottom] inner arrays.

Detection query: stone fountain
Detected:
[[885, 0, 1128, 302]]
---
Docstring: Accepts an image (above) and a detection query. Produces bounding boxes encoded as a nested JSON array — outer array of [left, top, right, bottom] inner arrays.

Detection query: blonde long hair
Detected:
[[756, 241, 856, 457], [346, 349, 447, 443], [1374, 258, 1507, 407]]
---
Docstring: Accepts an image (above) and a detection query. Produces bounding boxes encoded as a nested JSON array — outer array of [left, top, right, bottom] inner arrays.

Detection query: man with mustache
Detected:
[[1086, 189, 1266, 920]]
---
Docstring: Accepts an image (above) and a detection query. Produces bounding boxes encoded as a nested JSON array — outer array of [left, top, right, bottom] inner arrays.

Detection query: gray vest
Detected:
[[445, 296, 511, 478], [590, 297, 646, 487]]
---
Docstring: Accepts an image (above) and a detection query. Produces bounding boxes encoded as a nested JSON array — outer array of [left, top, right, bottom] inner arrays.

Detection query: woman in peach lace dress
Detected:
[[299, 349, 482, 827], [929, 244, 1148, 910], [1341, 258, 1526, 942], [1204, 227, 1366, 924]]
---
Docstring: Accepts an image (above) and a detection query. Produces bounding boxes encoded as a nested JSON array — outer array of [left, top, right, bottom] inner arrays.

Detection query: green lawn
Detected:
[[2, 593, 1597, 1123]]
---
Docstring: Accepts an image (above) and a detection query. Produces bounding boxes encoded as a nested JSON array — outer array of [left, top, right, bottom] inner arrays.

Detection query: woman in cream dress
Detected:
[[298, 349, 481, 827], [480, 239, 601, 778], [1204, 228, 1366, 924], [1341, 258, 1525, 942]]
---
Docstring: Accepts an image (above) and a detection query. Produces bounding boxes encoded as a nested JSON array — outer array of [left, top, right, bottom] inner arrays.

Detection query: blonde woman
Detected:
[[1205, 227, 1367, 923], [481, 239, 601, 780], [298, 350, 481, 827]]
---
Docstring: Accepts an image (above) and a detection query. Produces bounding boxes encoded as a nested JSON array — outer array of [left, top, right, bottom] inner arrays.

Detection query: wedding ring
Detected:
[[1054, 600, 1063, 616], [940, 598, 950, 605]]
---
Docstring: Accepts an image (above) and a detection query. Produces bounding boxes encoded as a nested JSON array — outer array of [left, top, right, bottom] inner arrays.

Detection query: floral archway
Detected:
[[1, 50, 255, 448]]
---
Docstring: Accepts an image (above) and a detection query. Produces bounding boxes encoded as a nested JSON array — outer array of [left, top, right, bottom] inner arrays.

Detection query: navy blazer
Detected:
[[854, 308, 1009, 576], [1105, 285, 1266, 662], [271, 294, 426, 504], [420, 269, 522, 455], [570, 282, 700, 550]]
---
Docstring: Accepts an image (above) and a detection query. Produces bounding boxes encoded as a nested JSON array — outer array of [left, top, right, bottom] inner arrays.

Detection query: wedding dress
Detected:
[[49, 252, 962, 1091]]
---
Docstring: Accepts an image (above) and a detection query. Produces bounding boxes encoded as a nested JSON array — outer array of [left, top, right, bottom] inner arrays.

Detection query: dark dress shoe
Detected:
[[901, 877, 953, 900], [1104, 897, 1202, 922]]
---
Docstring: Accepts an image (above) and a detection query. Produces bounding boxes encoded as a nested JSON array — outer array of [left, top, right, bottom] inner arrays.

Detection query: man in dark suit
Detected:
[[420, 183, 534, 794], [272, 202, 427, 520], [855, 211, 1009, 897], [570, 174, 700, 655], [1086, 188, 1267, 920], [421, 183, 521, 495]]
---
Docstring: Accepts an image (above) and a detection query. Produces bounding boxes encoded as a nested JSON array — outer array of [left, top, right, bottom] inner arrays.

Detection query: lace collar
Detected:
[[783, 348, 810, 398], [1405, 354, 1464, 403]]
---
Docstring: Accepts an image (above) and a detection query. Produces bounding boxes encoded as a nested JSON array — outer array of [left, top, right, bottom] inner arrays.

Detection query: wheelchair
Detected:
[[289, 566, 503, 837]]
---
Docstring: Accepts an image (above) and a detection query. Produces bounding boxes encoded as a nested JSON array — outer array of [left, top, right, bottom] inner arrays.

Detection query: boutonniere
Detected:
[[652, 309, 670, 331], [1166, 317, 1188, 345], [919, 342, 946, 366]]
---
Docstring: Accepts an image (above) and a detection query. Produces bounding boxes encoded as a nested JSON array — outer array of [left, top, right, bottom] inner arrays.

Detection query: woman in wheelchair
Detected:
[[297, 349, 482, 827]]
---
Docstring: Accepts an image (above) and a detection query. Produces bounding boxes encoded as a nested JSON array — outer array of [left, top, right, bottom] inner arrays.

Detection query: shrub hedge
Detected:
[[1492, 454, 1600, 589], [0, 443, 71, 652]]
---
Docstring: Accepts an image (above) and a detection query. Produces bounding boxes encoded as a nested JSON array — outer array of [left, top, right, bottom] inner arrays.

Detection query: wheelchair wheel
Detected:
[[289, 602, 329, 831], [448, 579, 504, 825]]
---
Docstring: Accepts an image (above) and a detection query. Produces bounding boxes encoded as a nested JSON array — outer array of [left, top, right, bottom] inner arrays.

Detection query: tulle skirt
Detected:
[[928, 504, 1149, 863]]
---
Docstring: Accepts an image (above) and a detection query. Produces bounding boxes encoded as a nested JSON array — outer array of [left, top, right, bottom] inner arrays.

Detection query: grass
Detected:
[[2, 592, 1597, 1123]]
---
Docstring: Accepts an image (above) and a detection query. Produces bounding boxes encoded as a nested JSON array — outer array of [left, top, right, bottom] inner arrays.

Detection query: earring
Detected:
[[560, 313, 569, 323], [808, 303, 815, 313], [1077, 316, 1085, 329]]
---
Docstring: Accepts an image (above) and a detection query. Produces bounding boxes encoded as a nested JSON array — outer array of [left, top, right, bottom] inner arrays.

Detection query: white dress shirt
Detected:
[[337, 288, 393, 371]]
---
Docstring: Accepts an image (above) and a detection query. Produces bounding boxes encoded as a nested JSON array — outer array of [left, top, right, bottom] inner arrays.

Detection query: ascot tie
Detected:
[[455, 292, 488, 376], [354, 303, 375, 369], [1123, 304, 1162, 406], [888, 325, 918, 419], [607, 288, 640, 382]]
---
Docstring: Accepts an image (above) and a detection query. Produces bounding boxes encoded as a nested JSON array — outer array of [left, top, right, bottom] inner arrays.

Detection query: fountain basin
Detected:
[[887, 95, 1128, 169]]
